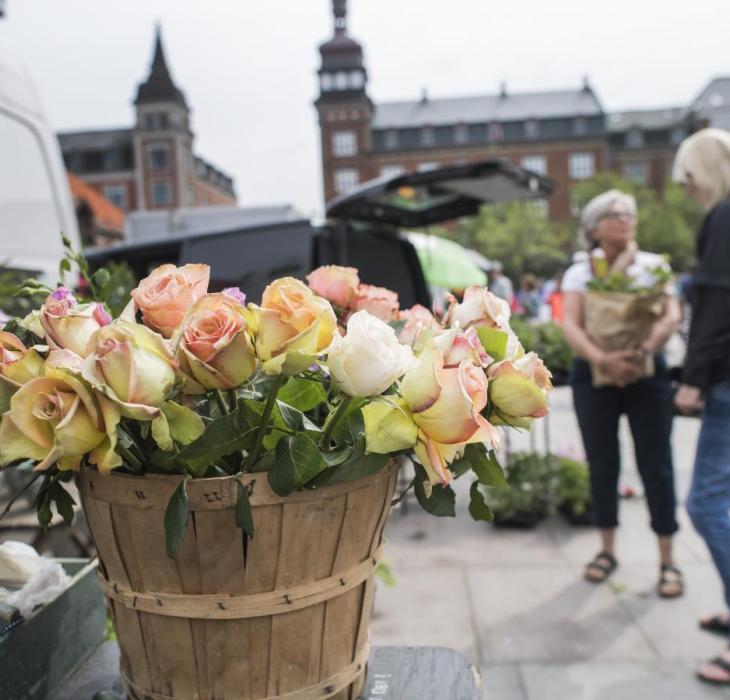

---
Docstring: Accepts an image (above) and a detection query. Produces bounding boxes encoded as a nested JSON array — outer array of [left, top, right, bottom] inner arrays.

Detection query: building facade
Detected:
[[59, 28, 235, 221], [315, 1, 716, 221]]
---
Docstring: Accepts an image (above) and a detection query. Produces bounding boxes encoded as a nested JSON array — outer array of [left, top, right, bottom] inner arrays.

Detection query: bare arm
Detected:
[[562, 291, 603, 363]]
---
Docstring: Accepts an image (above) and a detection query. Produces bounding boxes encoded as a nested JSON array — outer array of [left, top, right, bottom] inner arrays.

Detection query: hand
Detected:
[[674, 384, 704, 415], [595, 349, 644, 387]]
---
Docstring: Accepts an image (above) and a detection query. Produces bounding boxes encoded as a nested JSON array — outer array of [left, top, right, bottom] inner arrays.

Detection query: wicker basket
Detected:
[[78, 462, 398, 700]]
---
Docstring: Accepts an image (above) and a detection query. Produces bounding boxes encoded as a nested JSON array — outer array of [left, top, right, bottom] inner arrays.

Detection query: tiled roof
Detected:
[[371, 86, 603, 129], [690, 76, 730, 130], [607, 107, 688, 133], [135, 27, 187, 107], [68, 173, 124, 234]]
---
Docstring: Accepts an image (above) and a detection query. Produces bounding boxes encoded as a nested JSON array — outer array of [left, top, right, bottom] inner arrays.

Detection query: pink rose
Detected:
[[398, 304, 442, 346], [131, 264, 210, 338], [40, 291, 111, 357], [351, 284, 399, 322], [306, 265, 360, 309]]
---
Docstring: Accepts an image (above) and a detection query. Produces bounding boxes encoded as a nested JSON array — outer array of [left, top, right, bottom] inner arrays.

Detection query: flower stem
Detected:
[[319, 396, 354, 450], [214, 390, 230, 415], [245, 375, 284, 471]]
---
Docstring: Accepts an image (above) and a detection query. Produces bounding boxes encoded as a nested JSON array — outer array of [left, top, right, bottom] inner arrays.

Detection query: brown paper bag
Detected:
[[584, 290, 665, 387]]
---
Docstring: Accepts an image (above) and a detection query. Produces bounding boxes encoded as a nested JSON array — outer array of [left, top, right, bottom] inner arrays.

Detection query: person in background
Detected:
[[672, 128, 730, 686], [518, 273, 541, 319], [548, 273, 564, 324], [487, 262, 514, 305], [561, 190, 683, 597]]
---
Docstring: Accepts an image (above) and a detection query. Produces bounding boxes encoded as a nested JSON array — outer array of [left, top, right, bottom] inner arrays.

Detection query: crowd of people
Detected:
[[486, 128, 730, 685]]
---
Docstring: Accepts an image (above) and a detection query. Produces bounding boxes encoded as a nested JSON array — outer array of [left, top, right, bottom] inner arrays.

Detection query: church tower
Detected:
[[132, 27, 196, 210], [315, 0, 374, 202]]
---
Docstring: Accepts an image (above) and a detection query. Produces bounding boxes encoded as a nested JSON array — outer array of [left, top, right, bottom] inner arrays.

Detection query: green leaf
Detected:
[[362, 397, 417, 454], [278, 377, 327, 412], [276, 401, 321, 433], [235, 481, 255, 539], [51, 484, 76, 526], [93, 268, 111, 289], [313, 436, 389, 486], [477, 327, 509, 361], [468, 481, 494, 522], [413, 464, 456, 517], [268, 434, 327, 496], [59, 258, 72, 273], [164, 477, 190, 557], [466, 445, 508, 488], [375, 560, 396, 587], [35, 491, 51, 529], [447, 452, 472, 478], [177, 408, 255, 476], [331, 398, 367, 443]]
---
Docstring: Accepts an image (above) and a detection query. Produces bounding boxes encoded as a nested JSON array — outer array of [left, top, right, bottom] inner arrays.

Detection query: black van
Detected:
[[86, 160, 553, 307]]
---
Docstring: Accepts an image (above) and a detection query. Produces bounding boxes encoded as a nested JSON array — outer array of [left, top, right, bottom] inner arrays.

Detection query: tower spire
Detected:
[[134, 24, 187, 108], [333, 0, 347, 33]]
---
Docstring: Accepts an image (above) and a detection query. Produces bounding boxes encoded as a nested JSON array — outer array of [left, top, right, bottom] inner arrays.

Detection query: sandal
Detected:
[[657, 564, 684, 599], [700, 615, 730, 637], [697, 655, 730, 686], [584, 551, 617, 583]]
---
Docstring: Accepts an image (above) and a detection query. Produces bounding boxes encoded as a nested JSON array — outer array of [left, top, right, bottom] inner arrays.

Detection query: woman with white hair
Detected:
[[673, 128, 730, 685], [562, 189, 683, 596]]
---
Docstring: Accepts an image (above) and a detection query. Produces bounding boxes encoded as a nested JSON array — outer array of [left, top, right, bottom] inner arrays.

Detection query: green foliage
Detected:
[[413, 464, 456, 516], [235, 481, 255, 539], [468, 481, 494, 522], [554, 456, 591, 516], [448, 201, 572, 282], [510, 318, 573, 378], [485, 452, 555, 519], [268, 433, 328, 496], [164, 477, 190, 557]]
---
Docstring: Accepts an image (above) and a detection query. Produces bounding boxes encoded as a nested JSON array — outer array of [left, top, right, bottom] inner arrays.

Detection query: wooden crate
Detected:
[[0, 558, 107, 700], [79, 462, 398, 700]]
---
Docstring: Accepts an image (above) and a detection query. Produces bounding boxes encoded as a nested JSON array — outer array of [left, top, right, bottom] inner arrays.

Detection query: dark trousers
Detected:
[[571, 358, 678, 536]]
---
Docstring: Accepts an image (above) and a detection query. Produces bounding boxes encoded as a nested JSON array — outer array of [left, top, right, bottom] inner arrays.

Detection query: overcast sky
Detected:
[[1, 0, 728, 217]]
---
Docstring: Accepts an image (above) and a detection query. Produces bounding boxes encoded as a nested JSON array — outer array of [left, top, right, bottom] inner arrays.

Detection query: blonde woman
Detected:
[[562, 190, 683, 596], [673, 128, 730, 686]]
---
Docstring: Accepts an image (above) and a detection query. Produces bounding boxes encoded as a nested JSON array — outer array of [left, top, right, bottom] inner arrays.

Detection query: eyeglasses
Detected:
[[601, 211, 635, 222]]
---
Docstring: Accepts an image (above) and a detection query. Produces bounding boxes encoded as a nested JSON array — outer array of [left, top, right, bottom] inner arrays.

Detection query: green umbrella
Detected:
[[407, 232, 487, 290]]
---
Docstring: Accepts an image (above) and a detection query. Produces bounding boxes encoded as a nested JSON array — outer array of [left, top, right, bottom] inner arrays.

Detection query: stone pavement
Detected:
[[371, 386, 730, 699]]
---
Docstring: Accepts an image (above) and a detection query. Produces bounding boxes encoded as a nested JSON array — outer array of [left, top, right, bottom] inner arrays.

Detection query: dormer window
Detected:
[[525, 120, 539, 140], [573, 117, 588, 137], [420, 127, 435, 146], [350, 71, 364, 89], [454, 124, 468, 144], [626, 128, 644, 149], [488, 122, 503, 142], [385, 130, 399, 150]]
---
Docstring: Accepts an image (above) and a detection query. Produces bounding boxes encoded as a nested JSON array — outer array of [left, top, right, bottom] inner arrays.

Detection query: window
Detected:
[[350, 71, 364, 89], [142, 113, 156, 130], [420, 127, 435, 146], [103, 184, 127, 210], [334, 168, 358, 194], [626, 129, 644, 149], [569, 152, 594, 180], [384, 130, 399, 150], [380, 164, 404, 179], [521, 155, 547, 175], [148, 144, 169, 172], [488, 122, 503, 142], [151, 179, 172, 206], [453, 124, 469, 144], [320, 73, 333, 91], [622, 161, 647, 183], [670, 127, 686, 146], [332, 131, 357, 157], [524, 120, 539, 140], [335, 72, 348, 90], [416, 162, 440, 172], [573, 117, 588, 137], [83, 151, 103, 172], [103, 150, 122, 171]]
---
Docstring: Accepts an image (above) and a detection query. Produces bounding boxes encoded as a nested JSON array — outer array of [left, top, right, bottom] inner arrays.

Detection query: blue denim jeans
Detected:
[[687, 383, 730, 614]]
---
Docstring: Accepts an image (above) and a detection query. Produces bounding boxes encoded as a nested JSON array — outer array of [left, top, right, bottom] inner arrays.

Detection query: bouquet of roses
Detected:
[[0, 252, 552, 554]]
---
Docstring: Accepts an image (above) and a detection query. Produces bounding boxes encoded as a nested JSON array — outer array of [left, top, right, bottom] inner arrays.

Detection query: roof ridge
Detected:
[[375, 86, 594, 107]]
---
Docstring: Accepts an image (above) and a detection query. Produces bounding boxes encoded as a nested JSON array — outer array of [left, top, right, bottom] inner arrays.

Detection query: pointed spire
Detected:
[[333, 0, 347, 33], [134, 25, 187, 108]]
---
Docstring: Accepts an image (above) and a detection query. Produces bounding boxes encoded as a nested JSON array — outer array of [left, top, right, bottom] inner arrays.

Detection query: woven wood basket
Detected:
[[78, 461, 398, 700]]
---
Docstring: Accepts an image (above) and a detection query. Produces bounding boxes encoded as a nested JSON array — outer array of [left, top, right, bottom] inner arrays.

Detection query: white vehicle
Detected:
[[0, 45, 80, 285]]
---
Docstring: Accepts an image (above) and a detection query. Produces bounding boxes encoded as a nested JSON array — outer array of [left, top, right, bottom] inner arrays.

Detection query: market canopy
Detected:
[[406, 232, 486, 290]]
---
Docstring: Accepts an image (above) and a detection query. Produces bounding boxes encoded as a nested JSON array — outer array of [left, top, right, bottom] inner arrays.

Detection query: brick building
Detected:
[[58, 28, 235, 219], [315, 1, 715, 222]]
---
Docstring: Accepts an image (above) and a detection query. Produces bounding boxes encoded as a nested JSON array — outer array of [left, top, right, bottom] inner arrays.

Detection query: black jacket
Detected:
[[683, 199, 730, 390]]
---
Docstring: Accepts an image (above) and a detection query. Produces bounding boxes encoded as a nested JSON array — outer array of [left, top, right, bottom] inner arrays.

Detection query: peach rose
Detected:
[[398, 304, 442, 347], [176, 293, 257, 393], [306, 265, 360, 309], [0, 331, 44, 388], [246, 277, 337, 375], [40, 288, 111, 357], [351, 284, 399, 322], [131, 264, 210, 338]]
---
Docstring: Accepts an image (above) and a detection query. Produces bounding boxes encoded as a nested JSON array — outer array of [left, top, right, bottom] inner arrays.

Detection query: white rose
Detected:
[[328, 311, 414, 397]]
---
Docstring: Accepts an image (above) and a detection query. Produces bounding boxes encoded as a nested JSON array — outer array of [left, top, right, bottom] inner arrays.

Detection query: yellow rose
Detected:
[[487, 352, 553, 427], [0, 367, 120, 472], [83, 321, 177, 420], [246, 277, 336, 375], [175, 293, 257, 393]]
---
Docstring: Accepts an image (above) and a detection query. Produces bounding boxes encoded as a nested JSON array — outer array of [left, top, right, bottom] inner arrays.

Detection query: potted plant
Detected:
[[0, 245, 552, 699], [485, 452, 554, 528], [554, 455, 593, 526]]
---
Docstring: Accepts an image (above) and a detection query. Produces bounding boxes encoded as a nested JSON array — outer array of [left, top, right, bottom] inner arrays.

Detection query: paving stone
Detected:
[[480, 664, 527, 700]]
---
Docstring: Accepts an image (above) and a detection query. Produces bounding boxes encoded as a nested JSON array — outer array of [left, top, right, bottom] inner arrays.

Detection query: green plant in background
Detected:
[[510, 317, 574, 382], [553, 456, 591, 517], [484, 451, 555, 520]]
